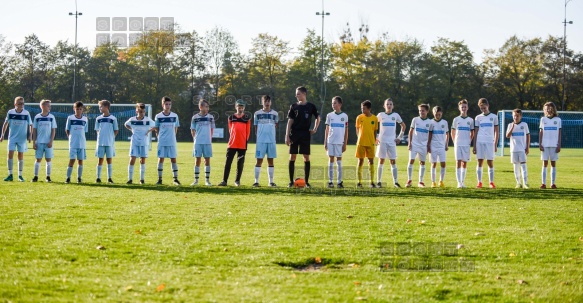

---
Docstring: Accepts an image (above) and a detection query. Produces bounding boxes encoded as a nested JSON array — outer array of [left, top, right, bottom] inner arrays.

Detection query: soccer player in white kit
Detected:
[[153, 96, 181, 186], [473, 98, 499, 189], [324, 96, 348, 188], [65, 101, 88, 183], [32, 100, 57, 182], [427, 106, 449, 188], [191, 99, 215, 186], [451, 99, 474, 188], [95, 100, 119, 184], [539, 102, 561, 189], [124, 103, 154, 184], [506, 109, 530, 188], [253, 95, 279, 187], [375, 98, 406, 188], [406, 104, 431, 188], [1, 96, 32, 182]]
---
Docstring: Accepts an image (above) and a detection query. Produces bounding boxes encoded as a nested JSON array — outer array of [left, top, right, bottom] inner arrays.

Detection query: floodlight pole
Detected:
[[316, 0, 330, 121], [562, 0, 573, 111], [69, 0, 82, 103]]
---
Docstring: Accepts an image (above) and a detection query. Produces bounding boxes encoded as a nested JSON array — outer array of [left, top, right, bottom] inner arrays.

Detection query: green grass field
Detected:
[[1, 141, 582, 302]]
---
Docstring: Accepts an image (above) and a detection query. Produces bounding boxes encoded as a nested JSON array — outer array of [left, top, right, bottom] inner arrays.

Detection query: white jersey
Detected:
[[475, 113, 498, 143], [191, 113, 215, 145], [4, 108, 32, 142], [410, 117, 431, 149], [33, 113, 57, 144], [325, 111, 348, 144], [155, 111, 180, 147], [95, 114, 119, 147], [429, 119, 449, 151], [254, 109, 278, 144], [377, 112, 403, 145], [451, 116, 474, 146], [539, 116, 561, 148], [66, 115, 88, 149], [509, 122, 529, 153], [125, 116, 154, 147]]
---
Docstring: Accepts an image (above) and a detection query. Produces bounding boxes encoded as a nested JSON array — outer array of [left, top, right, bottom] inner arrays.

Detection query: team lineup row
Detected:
[[1, 87, 562, 189]]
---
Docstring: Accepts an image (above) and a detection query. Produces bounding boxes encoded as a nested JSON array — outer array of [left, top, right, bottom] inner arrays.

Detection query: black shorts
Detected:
[[289, 133, 311, 155]]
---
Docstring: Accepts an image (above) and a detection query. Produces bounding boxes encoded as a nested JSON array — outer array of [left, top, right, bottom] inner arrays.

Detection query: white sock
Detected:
[[461, 168, 467, 183], [268, 166, 274, 183], [140, 164, 146, 180], [430, 166, 436, 182], [377, 164, 384, 183], [521, 163, 528, 184], [542, 167, 547, 185], [18, 160, 23, 176], [67, 166, 73, 178], [7, 159, 13, 175], [407, 164, 413, 180], [328, 162, 334, 183], [34, 162, 40, 176], [476, 166, 483, 183], [97, 165, 103, 178], [205, 166, 211, 181], [391, 164, 398, 184], [158, 163, 163, 178], [195, 165, 200, 180], [128, 165, 134, 180], [46, 162, 52, 176], [440, 167, 445, 182], [78, 165, 83, 179], [513, 164, 521, 183], [336, 160, 342, 183], [107, 163, 113, 179], [551, 166, 556, 185], [172, 163, 178, 178], [255, 166, 261, 183], [456, 168, 461, 184], [488, 167, 494, 183], [419, 165, 425, 182]]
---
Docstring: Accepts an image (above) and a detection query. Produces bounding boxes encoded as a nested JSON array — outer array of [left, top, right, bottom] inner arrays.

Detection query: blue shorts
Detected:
[[8, 140, 28, 153], [157, 145, 177, 158], [69, 148, 87, 160], [255, 142, 277, 159], [130, 145, 148, 158], [193, 144, 212, 158], [96, 146, 115, 158], [35, 143, 54, 159]]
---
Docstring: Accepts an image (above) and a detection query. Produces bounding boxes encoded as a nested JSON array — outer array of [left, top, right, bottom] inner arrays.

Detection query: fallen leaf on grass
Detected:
[[509, 252, 516, 257], [474, 232, 485, 236], [96, 245, 106, 250], [560, 281, 570, 285], [419, 220, 426, 224], [496, 276, 502, 280], [156, 283, 166, 292], [456, 244, 464, 250], [315, 257, 322, 264], [347, 215, 353, 219], [134, 230, 142, 234], [517, 280, 528, 285], [223, 248, 228, 252], [354, 281, 361, 286], [355, 297, 367, 301], [406, 219, 412, 223], [579, 237, 583, 242], [125, 286, 133, 292]]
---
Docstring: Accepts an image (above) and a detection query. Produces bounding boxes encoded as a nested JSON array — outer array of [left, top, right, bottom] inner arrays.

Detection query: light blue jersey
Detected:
[[95, 114, 118, 147], [66, 115, 88, 149], [190, 113, 215, 145], [33, 113, 57, 144], [254, 109, 278, 144], [5, 108, 32, 142], [125, 116, 154, 147], [155, 111, 179, 147]]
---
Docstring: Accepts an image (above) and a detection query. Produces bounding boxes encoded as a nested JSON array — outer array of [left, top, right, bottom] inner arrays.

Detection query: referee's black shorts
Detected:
[[289, 133, 311, 155]]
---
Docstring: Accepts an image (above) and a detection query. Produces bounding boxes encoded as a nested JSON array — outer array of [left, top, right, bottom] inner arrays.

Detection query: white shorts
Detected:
[[8, 140, 27, 152], [475, 142, 494, 160], [193, 144, 213, 158], [376, 142, 397, 160], [255, 142, 277, 159], [130, 145, 148, 158], [326, 143, 343, 157], [157, 145, 177, 158], [430, 149, 446, 163], [35, 143, 54, 159], [455, 146, 470, 162], [69, 148, 87, 160], [96, 146, 115, 158], [510, 151, 527, 164], [541, 147, 559, 161], [409, 146, 427, 162]]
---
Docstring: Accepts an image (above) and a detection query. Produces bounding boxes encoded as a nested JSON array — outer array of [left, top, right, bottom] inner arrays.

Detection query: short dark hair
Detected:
[[332, 96, 343, 104], [361, 100, 372, 109], [432, 106, 442, 114], [161, 96, 172, 104], [296, 86, 307, 95], [478, 98, 489, 106], [458, 99, 468, 105], [98, 100, 111, 108], [199, 99, 209, 106], [262, 95, 271, 102], [74, 101, 84, 108], [136, 103, 146, 110], [418, 104, 429, 111], [513, 108, 522, 115]]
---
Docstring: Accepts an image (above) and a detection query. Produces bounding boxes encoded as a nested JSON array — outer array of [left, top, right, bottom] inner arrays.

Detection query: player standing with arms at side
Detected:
[[1, 97, 32, 182], [285, 86, 320, 189], [65, 101, 88, 183], [324, 96, 348, 188], [31, 100, 57, 182], [124, 103, 154, 184], [375, 98, 406, 188], [190, 99, 215, 186], [451, 99, 474, 188], [473, 98, 499, 189], [406, 104, 431, 188], [539, 102, 561, 189], [253, 95, 279, 187], [95, 100, 119, 184], [427, 106, 449, 188], [153, 96, 181, 186], [506, 109, 530, 188]]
